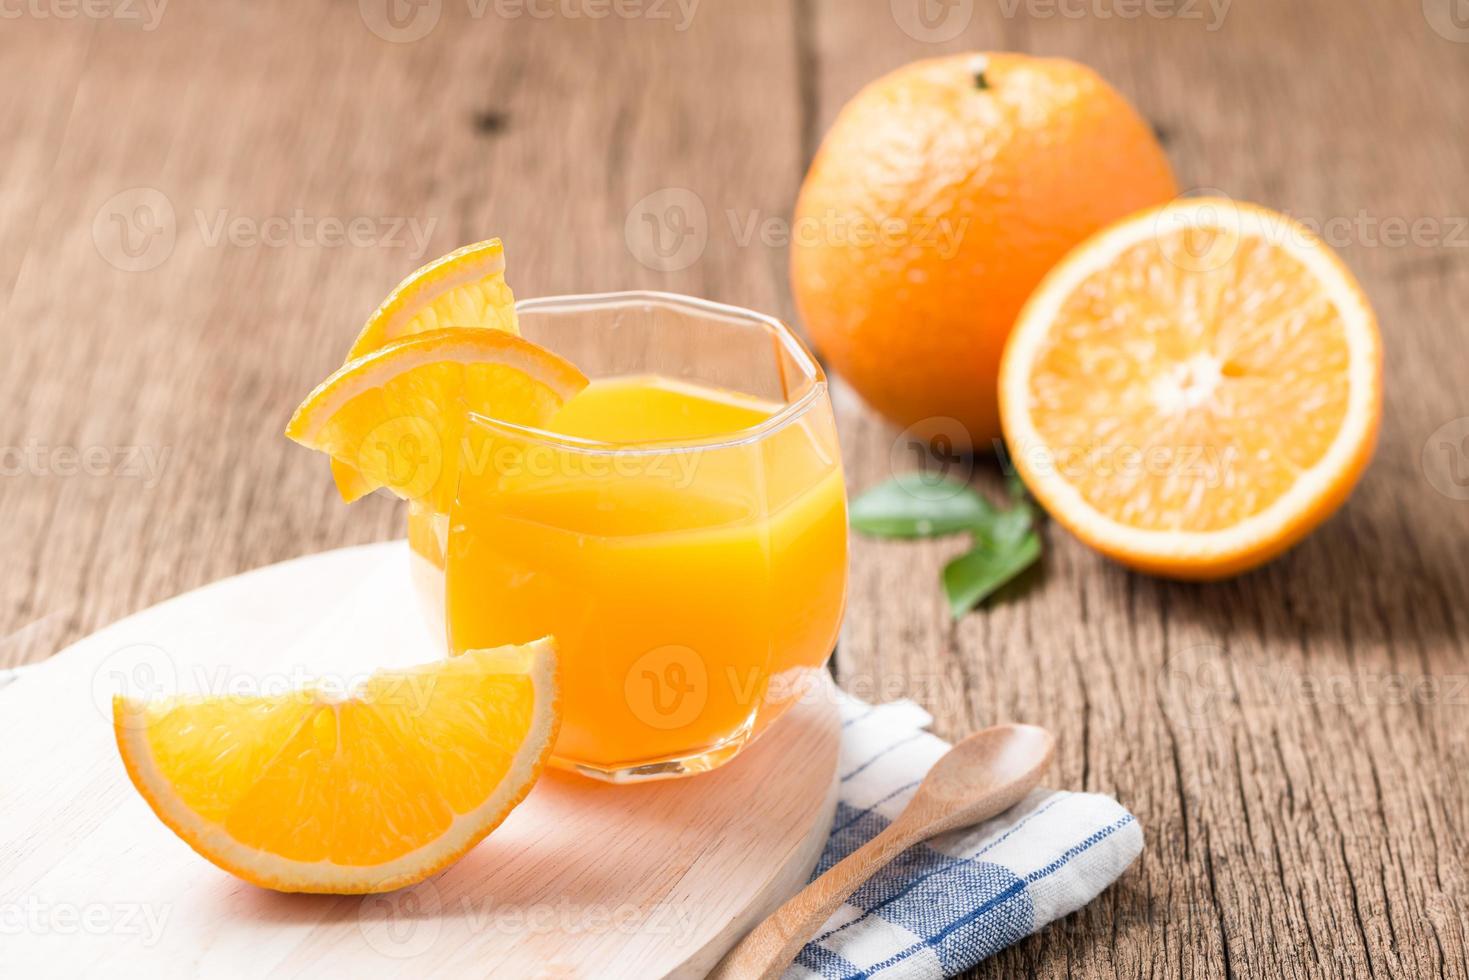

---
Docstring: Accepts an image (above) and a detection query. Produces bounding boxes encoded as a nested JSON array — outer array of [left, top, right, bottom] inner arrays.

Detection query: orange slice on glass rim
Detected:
[[286, 328, 588, 515], [333, 239, 522, 502], [999, 198, 1382, 579]]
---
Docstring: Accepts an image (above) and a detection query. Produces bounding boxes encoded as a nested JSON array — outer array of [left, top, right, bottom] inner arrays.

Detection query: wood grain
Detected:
[[3, 1, 1467, 977]]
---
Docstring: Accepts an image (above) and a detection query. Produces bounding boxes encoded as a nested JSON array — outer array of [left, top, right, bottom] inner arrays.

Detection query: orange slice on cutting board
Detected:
[[114, 639, 559, 894], [286, 328, 588, 514], [334, 239, 522, 502], [999, 198, 1382, 579]]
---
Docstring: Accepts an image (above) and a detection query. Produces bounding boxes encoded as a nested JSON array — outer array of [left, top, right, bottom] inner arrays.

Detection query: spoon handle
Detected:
[[713, 723, 1055, 980], [710, 818, 923, 980]]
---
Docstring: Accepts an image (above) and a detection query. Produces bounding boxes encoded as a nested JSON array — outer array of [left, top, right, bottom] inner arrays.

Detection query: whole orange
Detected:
[[790, 53, 1177, 450]]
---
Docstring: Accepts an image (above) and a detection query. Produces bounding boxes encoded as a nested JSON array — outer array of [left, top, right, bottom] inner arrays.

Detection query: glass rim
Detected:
[[466, 291, 829, 457]]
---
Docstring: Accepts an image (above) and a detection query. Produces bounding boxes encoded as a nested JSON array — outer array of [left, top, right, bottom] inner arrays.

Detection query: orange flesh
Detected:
[[285, 330, 588, 515], [134, 655, 540, 865], [1026, 229, 1351, 532]]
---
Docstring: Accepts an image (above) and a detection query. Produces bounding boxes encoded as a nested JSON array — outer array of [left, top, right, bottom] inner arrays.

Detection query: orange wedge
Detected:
[[334, 239, 521, 502], [999, 198, 1382, 579], [347, 239, 519, 359], [287, 328, 588, 514], [114, 639, 560, 894]]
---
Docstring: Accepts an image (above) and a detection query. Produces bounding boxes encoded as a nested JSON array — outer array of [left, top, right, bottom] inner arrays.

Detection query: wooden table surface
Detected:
[[3, 2, 1467, 977]]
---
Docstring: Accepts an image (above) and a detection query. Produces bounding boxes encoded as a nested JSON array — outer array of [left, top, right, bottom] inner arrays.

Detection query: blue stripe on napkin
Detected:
[[785, 696, 1144, 980]]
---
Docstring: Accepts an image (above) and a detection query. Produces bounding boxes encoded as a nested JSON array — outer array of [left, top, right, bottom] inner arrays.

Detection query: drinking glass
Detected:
[[411, 292, 847, 782]]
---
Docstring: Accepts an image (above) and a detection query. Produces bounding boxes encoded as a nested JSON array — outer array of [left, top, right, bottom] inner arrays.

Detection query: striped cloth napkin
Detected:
[[788, 695, 1143, 980]]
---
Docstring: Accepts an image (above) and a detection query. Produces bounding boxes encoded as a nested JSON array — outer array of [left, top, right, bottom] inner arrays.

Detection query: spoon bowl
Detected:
[[911, 723, 1056, 834]]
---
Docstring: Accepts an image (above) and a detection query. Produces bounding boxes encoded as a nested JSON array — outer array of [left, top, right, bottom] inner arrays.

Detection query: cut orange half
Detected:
[[999, 198, 1382, 579], [114, 639, 560, 894], [287, 328, 589, 514], [334, 239, 521, 502]]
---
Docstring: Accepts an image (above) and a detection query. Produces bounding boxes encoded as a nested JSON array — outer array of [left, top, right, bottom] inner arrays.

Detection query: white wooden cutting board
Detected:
[[0, 542, 839, 979]]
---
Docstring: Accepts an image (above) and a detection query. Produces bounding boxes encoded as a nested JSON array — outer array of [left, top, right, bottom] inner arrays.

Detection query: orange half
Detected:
[[999, 198, 1382, 578]]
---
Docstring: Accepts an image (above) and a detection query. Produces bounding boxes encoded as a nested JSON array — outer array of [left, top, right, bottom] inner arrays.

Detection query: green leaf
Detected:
[[852, 468, 1045, 617], [997, 446, 1035, 509], [983, 505, 1033, 548], [1005, 468, 1029, 507], [850, 472, 995, 539], [942, 530, 1042, 619]]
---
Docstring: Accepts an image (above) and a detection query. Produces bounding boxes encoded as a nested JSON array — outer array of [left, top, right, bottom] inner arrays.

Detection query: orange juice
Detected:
[[440, 374, 848, 778]]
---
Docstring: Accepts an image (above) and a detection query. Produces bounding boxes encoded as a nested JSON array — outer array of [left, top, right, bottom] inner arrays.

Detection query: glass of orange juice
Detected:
[[416, 292, 847, 782]]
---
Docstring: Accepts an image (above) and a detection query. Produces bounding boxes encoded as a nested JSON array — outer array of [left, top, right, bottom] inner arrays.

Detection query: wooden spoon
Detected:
[[710, 723, 1056, 980]]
